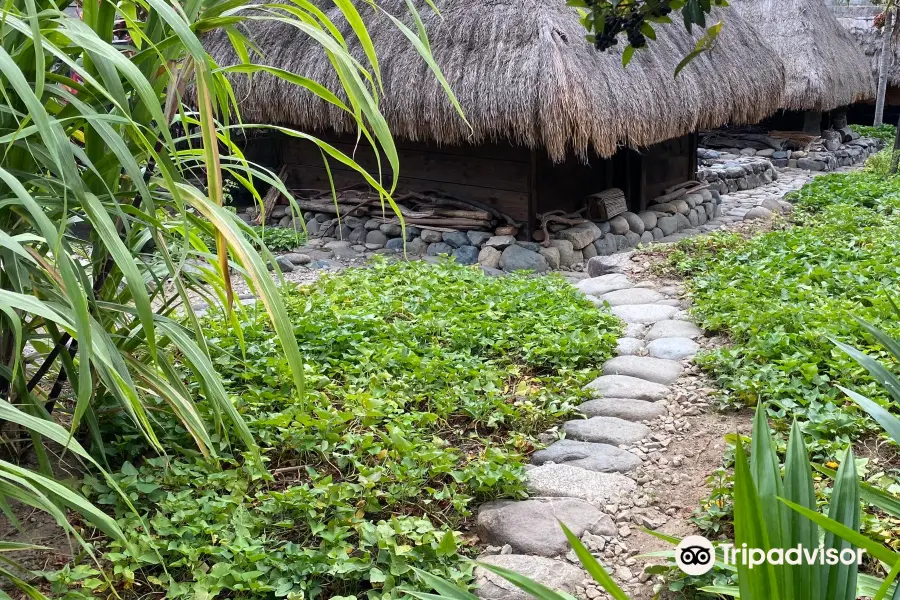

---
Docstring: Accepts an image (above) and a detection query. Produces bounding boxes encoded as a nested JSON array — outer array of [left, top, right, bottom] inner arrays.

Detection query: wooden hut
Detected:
[[732, 0, 874, 132], [830, 0, 900, 124], [204, 0, 785, 235]]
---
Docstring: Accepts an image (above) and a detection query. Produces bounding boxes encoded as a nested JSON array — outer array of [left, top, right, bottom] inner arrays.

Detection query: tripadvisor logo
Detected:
[[675, 535, 866, 576]]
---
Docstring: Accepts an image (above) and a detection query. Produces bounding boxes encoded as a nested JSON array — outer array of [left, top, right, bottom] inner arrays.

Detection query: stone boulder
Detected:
[[555, 222, 603, 249], [477, 497, 616, 556], [478, 246, 502, 269], [474, 555, 584, 600], [499, 244, 549, 273]]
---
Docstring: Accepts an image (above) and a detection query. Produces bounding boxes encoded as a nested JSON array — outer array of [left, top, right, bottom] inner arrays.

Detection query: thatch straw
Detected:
[[203, 1, 785, 161], [831, 2, 900, 87], [732, 0, 874, 111]]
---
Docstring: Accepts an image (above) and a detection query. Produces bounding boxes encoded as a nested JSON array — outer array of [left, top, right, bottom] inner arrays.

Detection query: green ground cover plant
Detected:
[[670, 171, 900, 458], [62, 260, 618, 599], [852, 124, 897, 145]]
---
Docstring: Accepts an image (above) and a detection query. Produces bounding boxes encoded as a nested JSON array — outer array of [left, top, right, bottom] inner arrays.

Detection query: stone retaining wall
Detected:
[[696, 156, 777, 195]]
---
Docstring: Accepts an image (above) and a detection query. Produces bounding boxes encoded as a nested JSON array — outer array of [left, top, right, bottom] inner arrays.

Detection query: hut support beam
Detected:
[[527, 149, 537, 240]]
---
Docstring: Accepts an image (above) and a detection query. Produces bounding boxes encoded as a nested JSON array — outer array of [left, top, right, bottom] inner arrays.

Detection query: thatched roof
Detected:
[[204, 1, 785, 160], [732, 0, 874, 111], [830, 2, 900, 87]]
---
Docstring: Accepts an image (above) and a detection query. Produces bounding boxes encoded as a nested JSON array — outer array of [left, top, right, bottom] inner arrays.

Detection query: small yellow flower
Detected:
[[826, 461, 839, 469]]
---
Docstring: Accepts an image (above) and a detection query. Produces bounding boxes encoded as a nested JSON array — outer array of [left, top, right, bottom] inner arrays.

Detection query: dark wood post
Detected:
[[527, 148, 538, 240]]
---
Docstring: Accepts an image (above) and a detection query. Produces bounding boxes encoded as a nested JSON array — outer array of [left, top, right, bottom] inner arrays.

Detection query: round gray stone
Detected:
[[443, 230, 471, 248], [525, 464, 638, 506], [615, 337, 645, 356], [575, 274, 632, 297], [646, 337, 700, 360], [477, 497, 616, 557], [608, 215, 630, 235], [744, 206, 774, 222], [426, 241, 453, 256], [600, 288, 664, 306], [563, 416, 651, 445], [365, 230, 388, 247], [421, 229, 443, 243], [531, 439, 642, 473], [577, 398, 668, 421], [645, 320, 702, 341], [453, 245, 480, 265], [583, 374, 670, 401], [602, 355, 684, 385], [475, 555, 584, 600], [638, 211, 658, 230], [620, 211, 645, 235], [499, 244, 549, 273], [610, 304, 678, 324]]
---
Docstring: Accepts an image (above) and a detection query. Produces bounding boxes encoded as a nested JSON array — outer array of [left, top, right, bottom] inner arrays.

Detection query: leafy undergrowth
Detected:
[[851, 123, 897, 145], [671, 171, 900, 458], [65, 260, 618, 600]]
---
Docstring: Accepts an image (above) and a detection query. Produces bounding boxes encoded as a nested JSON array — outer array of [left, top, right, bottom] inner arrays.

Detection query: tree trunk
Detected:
[[891, 112, 900, 174], [876, 8, 895, 127]]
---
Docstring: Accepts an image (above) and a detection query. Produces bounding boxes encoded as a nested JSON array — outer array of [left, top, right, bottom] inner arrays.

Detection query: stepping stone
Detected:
[[602, 356, 683, 385], [615, 337, 645, 356], [584, 375, 670, 401], [475, 555, 585, 600], [575, 274, 632, 297], [647, 337, 700, 360], [599, 288, 664, 306], [577, 398, 667, 422], [526, 464, 637, 506], [564, 416, 650, 445], [477, 497, 616, 556], [624, 323, 647, 338], [645, 320, 702, 341], [610, 304, 678, 324], [532, 439, 642, 473]]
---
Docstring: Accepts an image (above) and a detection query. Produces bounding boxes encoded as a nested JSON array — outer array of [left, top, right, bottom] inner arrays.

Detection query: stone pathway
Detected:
[[473, 164, 866, 599], [473, 270, 703, 600]]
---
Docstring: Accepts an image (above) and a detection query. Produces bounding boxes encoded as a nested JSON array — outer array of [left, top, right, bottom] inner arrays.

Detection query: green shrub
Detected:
[[851, 124, 897, 145], [671, 171, 900, 457], [81, 260, 619, 599]]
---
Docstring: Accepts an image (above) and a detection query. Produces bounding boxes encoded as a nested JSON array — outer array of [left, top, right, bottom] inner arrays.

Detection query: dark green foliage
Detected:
[[851, 124, 897, 145], [78, 260, 619, 599], [671, 171, 900, 457]]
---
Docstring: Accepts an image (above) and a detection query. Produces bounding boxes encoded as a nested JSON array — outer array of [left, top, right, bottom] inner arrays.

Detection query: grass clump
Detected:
[[670, 171, 900, 457], [73, 259, 618, 600]]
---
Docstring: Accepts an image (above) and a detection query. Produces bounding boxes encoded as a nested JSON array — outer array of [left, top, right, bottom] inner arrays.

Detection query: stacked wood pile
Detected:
[[258, 183, 519, 236]]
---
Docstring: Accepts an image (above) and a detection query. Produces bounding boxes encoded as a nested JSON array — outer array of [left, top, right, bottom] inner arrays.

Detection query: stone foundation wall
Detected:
[[696, 156, 777, 195]]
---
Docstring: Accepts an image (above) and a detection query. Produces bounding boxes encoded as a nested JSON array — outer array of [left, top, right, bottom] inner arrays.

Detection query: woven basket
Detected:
[[586, 188, 627, 221]]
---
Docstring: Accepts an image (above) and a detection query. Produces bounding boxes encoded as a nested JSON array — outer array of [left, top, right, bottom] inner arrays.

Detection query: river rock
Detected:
[[646, 337, 700, 360], [744, 207, 774, 222], [478, 246, 502, 269], [575, 274, 632, 297], [610, 304, 678, 324], [485, 235, 516, 249], [453, 245, 480, 265], [426, 242, 453, 256], [645, 320, 702, 340], [421, 229, 443, 243], [602, 355, 683, 385], [539, 246, 561, 270], [638, 212, 658, 230], [365, 230, 388, 247], [621, 212, 645, 235], [564, 416, 650, 445], [499, 245, 549, 273], [467, 231, 493, 247], [549, 239, 576, 267], [556, 222, 602, 250], [531, 439, 642, 473], [599, 288, 664, 306], [615, 337, 645, 355], [583, 374, 670, 401], [443, 230, 471, 248], [474, 555, 584, 600], [526, 464, 638, 506], [577, 398, 668, 421], [608, 215, 630, 235], [477, 497, 616, 556], [593, 235, 618, 256], [658, 216, 678, 236]]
